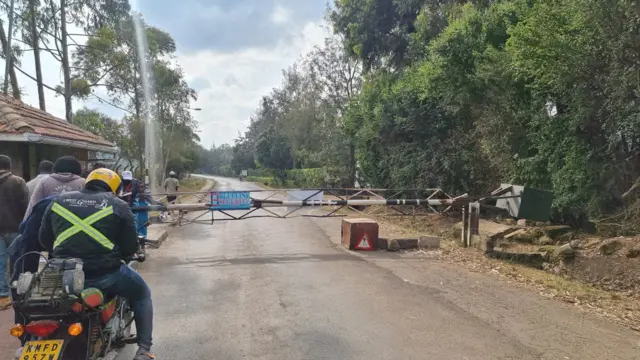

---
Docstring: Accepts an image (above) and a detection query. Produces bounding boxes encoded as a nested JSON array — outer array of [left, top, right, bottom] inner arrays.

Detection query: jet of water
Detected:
[[132, 12, 159, 190]]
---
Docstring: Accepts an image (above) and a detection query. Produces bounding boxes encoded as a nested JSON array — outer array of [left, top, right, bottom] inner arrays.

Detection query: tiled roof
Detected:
[[0, 94, 115, 148]]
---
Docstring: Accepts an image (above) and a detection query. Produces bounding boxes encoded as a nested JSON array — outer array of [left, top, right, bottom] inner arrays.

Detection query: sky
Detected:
[[5, 0, 330, 147]]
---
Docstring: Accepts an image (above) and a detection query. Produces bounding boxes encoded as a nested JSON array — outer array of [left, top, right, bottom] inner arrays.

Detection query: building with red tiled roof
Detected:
[[0, 95, 116, 180]]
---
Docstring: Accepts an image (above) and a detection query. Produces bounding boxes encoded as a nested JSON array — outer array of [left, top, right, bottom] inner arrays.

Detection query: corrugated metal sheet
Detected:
[[0, 94, 114, 147]]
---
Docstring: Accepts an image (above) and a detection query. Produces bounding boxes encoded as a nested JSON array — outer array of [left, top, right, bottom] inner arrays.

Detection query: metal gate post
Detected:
[[468, 202, 480, 247], [461, 205, 468, 246]]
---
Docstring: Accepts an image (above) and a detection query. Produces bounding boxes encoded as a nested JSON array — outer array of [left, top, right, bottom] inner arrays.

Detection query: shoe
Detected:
[[0, 296, 12, 310], [133, 347, 156, 360]]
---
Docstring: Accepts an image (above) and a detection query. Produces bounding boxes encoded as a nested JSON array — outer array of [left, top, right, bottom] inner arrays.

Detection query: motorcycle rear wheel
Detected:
[[112, 299, 135, 349]]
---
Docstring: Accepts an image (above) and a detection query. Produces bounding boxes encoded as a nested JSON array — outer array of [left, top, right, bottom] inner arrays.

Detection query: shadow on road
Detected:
[[175, 253, 366, 267]]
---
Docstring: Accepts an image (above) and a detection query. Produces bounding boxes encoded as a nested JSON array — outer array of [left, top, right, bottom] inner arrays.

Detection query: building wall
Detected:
[[0, 142, 88, 180], [0, 142, 28, 178], [36, 145, 89, 170]]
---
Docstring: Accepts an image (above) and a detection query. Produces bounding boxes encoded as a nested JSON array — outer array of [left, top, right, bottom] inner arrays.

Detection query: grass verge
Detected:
[[179, 177, 207, 192]]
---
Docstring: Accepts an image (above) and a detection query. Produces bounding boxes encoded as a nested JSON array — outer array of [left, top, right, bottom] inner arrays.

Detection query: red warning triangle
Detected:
[[355, 233, 373, 250]]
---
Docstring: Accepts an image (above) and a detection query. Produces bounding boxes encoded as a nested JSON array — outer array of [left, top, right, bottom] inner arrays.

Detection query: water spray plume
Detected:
[[132, 12, 159, 190]]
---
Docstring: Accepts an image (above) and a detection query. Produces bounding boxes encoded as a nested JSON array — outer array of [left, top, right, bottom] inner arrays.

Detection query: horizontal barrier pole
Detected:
[[146, 188, 447, 197], [130, 194, 521, 213], [259, 199, 454, 207], [131, 204, 209, 212]]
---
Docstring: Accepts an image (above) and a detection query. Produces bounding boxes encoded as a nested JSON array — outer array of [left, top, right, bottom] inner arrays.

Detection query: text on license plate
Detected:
[[21, 340, 64, 360]]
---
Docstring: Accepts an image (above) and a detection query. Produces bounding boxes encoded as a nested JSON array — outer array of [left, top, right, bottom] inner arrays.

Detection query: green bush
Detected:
[[246, 176, 277, 187], [286, 168, 325, 188], [246, 169, 326, 188]]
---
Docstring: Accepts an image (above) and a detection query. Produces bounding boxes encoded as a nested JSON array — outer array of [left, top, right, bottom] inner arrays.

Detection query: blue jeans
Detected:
[[134, 199, 149, 238], [0, 233, 19, 297], [85, 264, 153, 349]]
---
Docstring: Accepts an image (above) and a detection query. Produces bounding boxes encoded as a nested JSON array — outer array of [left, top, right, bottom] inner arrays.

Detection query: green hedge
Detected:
[[246, 176, 278, 187], [246, 168, 327, 188], [286, 168, 325, 188]]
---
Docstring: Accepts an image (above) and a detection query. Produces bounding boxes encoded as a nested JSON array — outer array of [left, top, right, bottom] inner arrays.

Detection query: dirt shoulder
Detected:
[[347, 211, 640, 332], [308, 214, 640, 359], [244, 182, 640, 332]]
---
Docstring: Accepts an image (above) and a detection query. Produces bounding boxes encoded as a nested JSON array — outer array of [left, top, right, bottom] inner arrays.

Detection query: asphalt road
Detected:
[[115, 176, 640, 360]]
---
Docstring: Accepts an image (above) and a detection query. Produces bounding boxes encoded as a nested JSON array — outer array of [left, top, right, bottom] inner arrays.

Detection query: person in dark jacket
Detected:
[[24, 156, 85, 220], [120, 171, 139, 206], [0, 155, 29, 309], [39, 168, 155, 360], [26, 160, 54, 198], [11, 194, 58, 345]]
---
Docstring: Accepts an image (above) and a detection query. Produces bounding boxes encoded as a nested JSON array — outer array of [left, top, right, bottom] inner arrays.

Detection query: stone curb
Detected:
[[379, 236, 441, 252], [130, 226, 169, 269], [153, 228, 169, 245]]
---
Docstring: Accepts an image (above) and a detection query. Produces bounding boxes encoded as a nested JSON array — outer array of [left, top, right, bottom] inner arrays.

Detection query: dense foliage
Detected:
[[222, 0, 640, 226]]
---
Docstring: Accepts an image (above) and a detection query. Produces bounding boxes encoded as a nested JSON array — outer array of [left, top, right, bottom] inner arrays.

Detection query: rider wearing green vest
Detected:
[[39, 168, 156, 360]]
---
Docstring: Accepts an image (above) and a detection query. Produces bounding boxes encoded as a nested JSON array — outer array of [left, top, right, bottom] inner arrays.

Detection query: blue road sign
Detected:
[[210, 191, 251, 210]]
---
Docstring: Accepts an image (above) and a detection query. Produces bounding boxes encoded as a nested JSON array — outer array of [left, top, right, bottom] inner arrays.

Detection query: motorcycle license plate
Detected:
[[21, 340, 63, 360]]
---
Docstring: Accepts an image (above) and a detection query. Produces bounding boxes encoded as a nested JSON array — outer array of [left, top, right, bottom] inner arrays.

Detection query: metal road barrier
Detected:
[[133, 185, 553, 249], [132, 187, 524, 230]]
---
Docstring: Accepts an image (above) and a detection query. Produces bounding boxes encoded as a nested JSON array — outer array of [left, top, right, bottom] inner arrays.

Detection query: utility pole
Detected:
[[3, 0, 15, 95], [60, 0, 73, 122]]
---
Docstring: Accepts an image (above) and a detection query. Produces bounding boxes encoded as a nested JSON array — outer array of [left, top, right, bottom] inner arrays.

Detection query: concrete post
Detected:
[[468, 202, 480, 247], [461, 205, 468, 247]]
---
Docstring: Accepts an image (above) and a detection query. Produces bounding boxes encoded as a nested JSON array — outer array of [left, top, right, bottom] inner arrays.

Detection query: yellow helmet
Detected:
[[85, 168, 121, 194]]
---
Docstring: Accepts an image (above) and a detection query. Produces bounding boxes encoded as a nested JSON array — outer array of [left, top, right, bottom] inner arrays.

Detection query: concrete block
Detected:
[[342, 218, 379, 251], [418, 236, 440, 249], [387, 239, 400, 252], [487, 250, 547, 269]]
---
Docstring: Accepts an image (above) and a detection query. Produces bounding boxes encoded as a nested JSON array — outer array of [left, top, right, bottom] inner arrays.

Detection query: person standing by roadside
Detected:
[[163, 170, 179, 205], [0, 155, 29, 309], [163, 171, 180, 218], [26, 160, 54, 198], [120, 171, 163, 237], [23, 156, 85, 220]]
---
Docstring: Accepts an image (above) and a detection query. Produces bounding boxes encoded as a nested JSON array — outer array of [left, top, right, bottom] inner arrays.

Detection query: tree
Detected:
[[305, 35, 362, 185], [0, 0, 22, 99], [30, 0, 131, 117], [154, 61, 198, 181], [73, 107, 123, 143], [72, 18, 199, 183], [24, 0, 46, 109], [255, 124, 293, 184], [71, 18, 176, 117], [231, 136, 256, 175]]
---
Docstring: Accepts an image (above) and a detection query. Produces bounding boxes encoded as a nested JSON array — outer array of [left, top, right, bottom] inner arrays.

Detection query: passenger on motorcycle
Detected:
[[38, 168, 156, 360], [120, 170, 162, 237]]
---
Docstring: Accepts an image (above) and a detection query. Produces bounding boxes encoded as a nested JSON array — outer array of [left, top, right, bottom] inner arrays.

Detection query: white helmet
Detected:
[[121, 170, 133, 181], [169, 171, 176, 176]]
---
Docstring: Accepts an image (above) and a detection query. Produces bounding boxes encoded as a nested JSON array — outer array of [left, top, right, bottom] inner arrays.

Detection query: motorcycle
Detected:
[[9, 227, 159, 360]]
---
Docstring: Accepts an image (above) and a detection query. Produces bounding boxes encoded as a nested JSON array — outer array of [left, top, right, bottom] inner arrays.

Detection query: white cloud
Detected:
[[178, 20, 329, 147], [271, 4, 293, 25], [2, 14, 329, 149]]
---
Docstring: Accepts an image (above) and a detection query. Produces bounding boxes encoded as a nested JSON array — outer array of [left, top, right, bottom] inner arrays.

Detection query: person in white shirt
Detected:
[[26, 160, 54, 198], [163, 170, 179, 203]]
